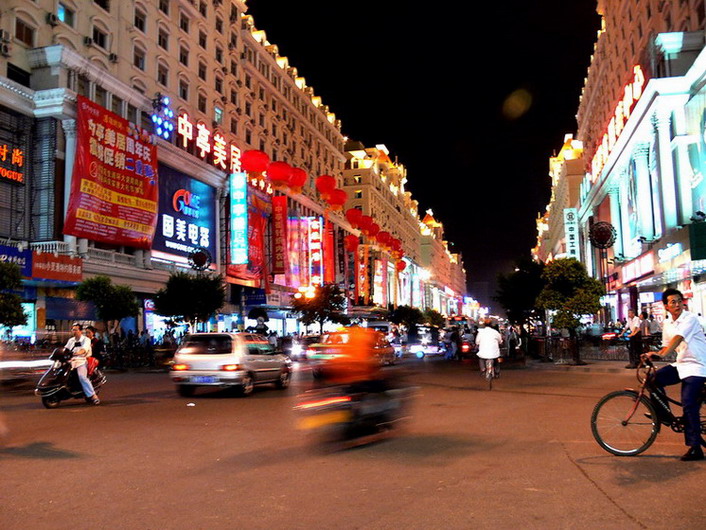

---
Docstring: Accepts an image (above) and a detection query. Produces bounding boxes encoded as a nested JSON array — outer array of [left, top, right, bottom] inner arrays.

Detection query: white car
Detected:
[[170, 333, 292, 397]]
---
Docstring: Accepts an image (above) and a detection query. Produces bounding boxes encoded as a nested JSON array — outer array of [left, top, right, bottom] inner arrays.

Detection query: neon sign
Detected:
[[229, 172, 249, 265], [151, 95, 175, 141], [0, 143, 25, 184], [590, 65, 646, 182], [308, 217, 323, 286], [177, 112, 243, 174]]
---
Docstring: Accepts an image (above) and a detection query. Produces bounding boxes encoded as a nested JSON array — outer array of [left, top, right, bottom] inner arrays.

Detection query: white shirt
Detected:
[[64, 334, 92, 369], [662, 310, 706, 379], [475, 327, 502, 359], [626, 315, 641, 334]]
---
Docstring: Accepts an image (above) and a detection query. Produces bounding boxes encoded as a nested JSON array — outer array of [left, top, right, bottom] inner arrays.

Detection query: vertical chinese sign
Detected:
[[563, 208, 580, 259], [229, 172, 249, 265], [308, 217, 323, 286], [64, 96, 159, 248], [271, 196, 288, 276]]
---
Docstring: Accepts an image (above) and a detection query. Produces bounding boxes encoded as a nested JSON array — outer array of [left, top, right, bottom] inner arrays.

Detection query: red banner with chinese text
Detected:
[[323, 218, 335, 284], [32, 252, 83, 282], [271, 196, 288, 275], [63, 96, 159, 249]]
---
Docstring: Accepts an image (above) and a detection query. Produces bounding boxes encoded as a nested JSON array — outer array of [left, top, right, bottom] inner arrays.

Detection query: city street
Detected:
[[1, 359, 703, 529]]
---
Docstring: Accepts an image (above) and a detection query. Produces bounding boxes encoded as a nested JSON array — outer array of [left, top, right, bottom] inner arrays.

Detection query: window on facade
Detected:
[[179, 79, 189, 100], [157, 63, 169, 86], [215, 46, 223, 64], [199, 30, 207, 49], [245, 102, 252, 116], [230, 4, 238, 21], [215, 76, 223, 94], [259, 114, 265, 127], [214, 106, 223, 125], [159, 0, 169, 15], [133, 47, 146, 70], [58, 3, 75, 26], [353, 175, 362, 183], [245, 130, 252, 144], [179, 13, 189, 32], [230, 90, 237, 105], [158, 28, 169, 50], [245, 74, 251, 89], [95, 85, 107, 107], [198, 94, 207, 113], [198, 62, 206, 80], [111, 95, 123, 116], [354, 190, 363, 199], [15, 19, 34, 46], [230, 61, 237, 76], [134, 7, 146, 32], [199, 1, 207, 17], [94, 0, 110, 12], [179, 46, 189, 66], [92, 27, 108, 49], [215, 18, 223, 33], [230, 117, 237, 134]]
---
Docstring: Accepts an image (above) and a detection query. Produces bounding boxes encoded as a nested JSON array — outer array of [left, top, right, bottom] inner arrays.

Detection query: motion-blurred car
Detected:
[[308, 329, 395, 379], [170, 333, 291, 397]]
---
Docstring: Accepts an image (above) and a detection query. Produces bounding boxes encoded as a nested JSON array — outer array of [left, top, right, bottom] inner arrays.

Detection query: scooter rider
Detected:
[[65, 323, 100, 405]]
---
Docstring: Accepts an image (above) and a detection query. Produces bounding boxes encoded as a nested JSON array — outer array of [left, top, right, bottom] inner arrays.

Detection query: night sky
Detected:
[[245, 1, 602, 312]]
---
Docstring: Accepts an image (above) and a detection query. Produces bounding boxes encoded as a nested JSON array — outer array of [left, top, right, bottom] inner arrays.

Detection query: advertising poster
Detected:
[[32, 252, 82, 282], [64, 96, 159, 248], [0, 244, 32, 277], [152, 164, 215, 262]]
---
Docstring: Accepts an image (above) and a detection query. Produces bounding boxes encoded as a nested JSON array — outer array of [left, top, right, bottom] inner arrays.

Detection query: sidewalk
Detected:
[[525, 357, 667, 374]]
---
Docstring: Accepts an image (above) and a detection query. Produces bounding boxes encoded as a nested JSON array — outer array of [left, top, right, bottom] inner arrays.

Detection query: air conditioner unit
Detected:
[[222, 66, 228, 74], [84, 36, 94, 46], [235, 107, 242, 114], [0, 30, 10, 42], [46, 13, 59, 26], [0, 43, 10, 57], [108, 53, 118, 63], [236, 80, 243, 87]]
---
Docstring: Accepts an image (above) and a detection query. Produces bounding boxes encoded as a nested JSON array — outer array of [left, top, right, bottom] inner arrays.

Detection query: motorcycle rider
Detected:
[[323, 327, 387, 393], [65, 323, 99, 405]]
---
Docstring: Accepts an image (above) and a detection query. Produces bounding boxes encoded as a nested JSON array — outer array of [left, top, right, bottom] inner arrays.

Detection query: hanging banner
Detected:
[[373, 259, 384, 306], [356, 244, 369, 304], [308, 217, 323, 286], [32, 252, 83, 282], [271, 196, 288, 275], [64, 96, 159, 248], [323, 218, 335, 284]]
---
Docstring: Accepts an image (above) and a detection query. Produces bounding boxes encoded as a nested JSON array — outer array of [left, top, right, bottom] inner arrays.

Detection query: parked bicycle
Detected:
[[591, 357, 706, 456]]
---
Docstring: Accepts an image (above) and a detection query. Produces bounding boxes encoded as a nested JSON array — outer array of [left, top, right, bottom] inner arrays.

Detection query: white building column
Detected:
[[654, 110, 679, 230], [633, 143, 655, 240], [61, 119, 77, 255], [608, 187, 624, 258]]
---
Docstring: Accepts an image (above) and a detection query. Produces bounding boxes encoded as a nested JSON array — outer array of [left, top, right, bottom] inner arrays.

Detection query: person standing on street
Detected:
[[646, 288, 706, 461], [625, 308, 641, 369], [65, 323, 99, 405], [639, 311, 651, 353]]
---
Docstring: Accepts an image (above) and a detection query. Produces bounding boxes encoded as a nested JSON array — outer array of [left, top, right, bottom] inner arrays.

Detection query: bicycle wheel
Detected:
[[485, 359, 493, 391], [591, 390, 659, 456]]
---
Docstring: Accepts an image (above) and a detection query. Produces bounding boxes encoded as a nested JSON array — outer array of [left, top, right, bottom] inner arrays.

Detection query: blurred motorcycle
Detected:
[[295, 384, 415, 449], [35, 348, 106, 409]]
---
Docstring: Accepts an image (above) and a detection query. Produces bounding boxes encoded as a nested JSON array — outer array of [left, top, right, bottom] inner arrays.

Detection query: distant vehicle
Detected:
[[406, 325, 443, 358], [289, 334, 322, 361], [170, 333, 292, 397]]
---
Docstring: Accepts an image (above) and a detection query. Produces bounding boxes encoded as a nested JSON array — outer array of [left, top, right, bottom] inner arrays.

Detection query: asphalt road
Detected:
[[1, 359, 703, 529]]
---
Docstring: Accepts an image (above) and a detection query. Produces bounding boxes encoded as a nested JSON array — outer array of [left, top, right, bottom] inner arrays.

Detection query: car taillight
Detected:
[[221, 364, 242, 371], [171, 363, 190, 371]]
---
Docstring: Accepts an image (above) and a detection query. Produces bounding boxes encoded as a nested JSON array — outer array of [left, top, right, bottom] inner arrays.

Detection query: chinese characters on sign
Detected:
[[64, 96, 159, 249], [271, 196, 288, 275], [178, 112, 243, 174], [153, 164, 215, 261], [230, 172, 249, 265], [0, 142, 26, 184], [32, 252, 83, 282], [0, 244, 32, 276], [308, 217, 323, 286], [563, 208, 580, 259]]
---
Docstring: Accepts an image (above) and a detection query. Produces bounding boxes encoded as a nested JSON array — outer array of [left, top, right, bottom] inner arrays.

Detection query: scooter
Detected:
[[295, 382, 415, 450], [35, 348, 107, 409]]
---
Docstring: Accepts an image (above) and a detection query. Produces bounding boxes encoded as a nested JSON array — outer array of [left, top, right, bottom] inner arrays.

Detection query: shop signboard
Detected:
[[271, 196, 288, 275], [0, 244, 32, 277], [308, 217, 323, 286], [64, 96, 159, 249], [153, 164, 216, 262], [563, 208, 580, 259], [32, 252, 82, 282], [229, 172, 248, 265], [0, 139, 26, 185]]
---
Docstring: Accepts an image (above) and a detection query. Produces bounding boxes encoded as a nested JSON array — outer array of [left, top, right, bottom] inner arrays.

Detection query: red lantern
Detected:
[[344, 234, 360, 252], [288, 168, 307, 193], [241, 150, 270, 173], [367, 223, 380, 238], [327, 188, 348, 211], [345, 208, 363, 228], [358, 215, 373, 234], [315, 175, 337, 200], [266, 161, 293, 188], [376, 231, 391, 247], [396, 260, 406, 273], [392, 250, 404, 260], [391, 238, 402, 251]]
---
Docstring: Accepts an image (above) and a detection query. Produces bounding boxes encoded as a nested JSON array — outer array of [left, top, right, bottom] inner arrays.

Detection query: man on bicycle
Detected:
[[645, 288, 706, 461]]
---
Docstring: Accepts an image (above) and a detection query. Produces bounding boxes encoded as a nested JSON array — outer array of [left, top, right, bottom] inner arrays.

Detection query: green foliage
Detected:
[[423, 308, 446, 328], [0, 261, 27, 328], [389, 305, 424, 329], [76, 275, 139, 323], [494, 257, 545, 324], [536, 258, 604, 331], [290, 283, 349, 333], [153, 272, 225, 327]]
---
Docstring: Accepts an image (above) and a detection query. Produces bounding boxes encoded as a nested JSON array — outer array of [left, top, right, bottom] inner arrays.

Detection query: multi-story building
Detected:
[[533, 135, 584, 263], [0, 0, 353, 338], [341, 141, 468, 315], [573, 0, 706, 322]]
